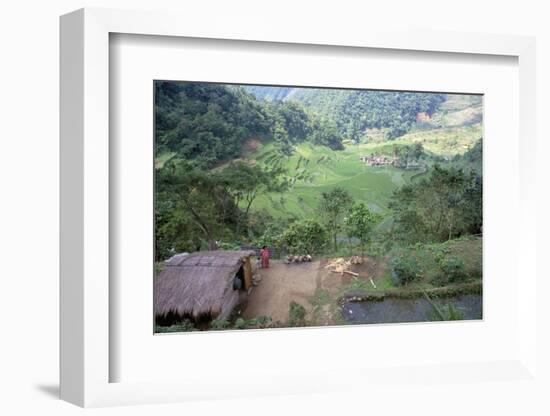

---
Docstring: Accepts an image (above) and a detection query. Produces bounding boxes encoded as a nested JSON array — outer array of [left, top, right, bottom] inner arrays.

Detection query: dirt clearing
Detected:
[[241, 257, 381, 325], [242, 260, 321, 323]]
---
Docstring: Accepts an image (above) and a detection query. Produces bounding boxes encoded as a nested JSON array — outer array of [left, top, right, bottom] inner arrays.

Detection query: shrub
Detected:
[[250, 221, 285, 252], [234, 317, 247, 329], [390, 254, 421, 286], [281, 219, 328, 255], [440, 255, 467, 283], [213, 316, 275, 330], [155, 319, 196, 333], [250, 316, 273, 328], [288, 301, 307, 327], [217, 241, 242, 250], [210, 318, 231, 330]]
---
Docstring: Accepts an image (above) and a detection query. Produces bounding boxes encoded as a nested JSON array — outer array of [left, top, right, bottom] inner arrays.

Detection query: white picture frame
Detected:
[[60, 7, 538, 408]]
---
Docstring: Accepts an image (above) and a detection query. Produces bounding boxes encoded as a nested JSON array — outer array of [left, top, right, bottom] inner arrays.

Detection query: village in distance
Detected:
[[153, 81, 483, 333]]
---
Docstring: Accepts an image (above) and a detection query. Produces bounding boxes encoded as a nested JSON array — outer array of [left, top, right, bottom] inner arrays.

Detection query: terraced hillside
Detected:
[[247, 142, 417, 219], [242, 93, 482, 220]]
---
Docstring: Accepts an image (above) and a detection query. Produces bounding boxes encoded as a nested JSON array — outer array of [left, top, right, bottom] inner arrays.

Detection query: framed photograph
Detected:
[[60, 8, 538, 407]]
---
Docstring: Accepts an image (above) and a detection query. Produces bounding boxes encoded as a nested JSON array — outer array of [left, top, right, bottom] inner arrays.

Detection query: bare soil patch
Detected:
[[242, 260, 321, 323], [241, 138, 262, 155], [241, 256, 387, 326]]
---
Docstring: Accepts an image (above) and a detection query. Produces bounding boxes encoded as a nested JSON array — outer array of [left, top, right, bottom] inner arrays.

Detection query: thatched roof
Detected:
[[154, 250, 255, 319]]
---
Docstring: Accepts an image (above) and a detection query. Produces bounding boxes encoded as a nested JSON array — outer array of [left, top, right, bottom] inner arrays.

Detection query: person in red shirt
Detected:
[[260, 245, 270, 269]]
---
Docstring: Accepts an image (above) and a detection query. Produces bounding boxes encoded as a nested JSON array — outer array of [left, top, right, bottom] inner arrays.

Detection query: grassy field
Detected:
[[248, 141, 416, 219], [388, 236, 481, 290], [393, 124, 482, 157], [155, 122, 481, 221], [339, 236, 483, 296], [246, 121, 480, 220]]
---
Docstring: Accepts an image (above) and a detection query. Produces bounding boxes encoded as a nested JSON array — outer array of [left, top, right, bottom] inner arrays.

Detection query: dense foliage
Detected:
[[155, 81, 270, 168], [156, 82, 448, 172], [155, 81, 352, 172], [318, 187, 354, 251], [344, 203, 380, 257], [280, 219, 328, 255], [438, 255, 468, 283], [246, 86, 446, 140], [155, 158, 286, 259], [389, 164, 482, 243], [288, 301, 307, 327], [390, 253, 422, 286]]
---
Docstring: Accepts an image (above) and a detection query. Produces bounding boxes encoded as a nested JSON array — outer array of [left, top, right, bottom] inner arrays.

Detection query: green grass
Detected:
[[439, 94, 482, 112], [338, 237, 482, 298], [309, 288, 346, 326], [248, 142, 419, 219], [245, 118, 480, 220], [391, 236, 482, 290], [393, 124, 482, 157], [418, 236, 483, 282], [339, 266, 394, 296]]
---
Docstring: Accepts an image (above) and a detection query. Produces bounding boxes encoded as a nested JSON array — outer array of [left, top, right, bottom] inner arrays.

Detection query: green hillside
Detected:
[[244, 120, 481, 220], [392, 124, 482, 157], [245, 86, 447, 140], [248, 142, 414, 219], [154, 81, 483, 259]]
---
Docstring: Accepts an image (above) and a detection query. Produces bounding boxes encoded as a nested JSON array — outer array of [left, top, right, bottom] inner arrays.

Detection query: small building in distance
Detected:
[[360, 155, 397, 166], [154, 250, 255, 325]]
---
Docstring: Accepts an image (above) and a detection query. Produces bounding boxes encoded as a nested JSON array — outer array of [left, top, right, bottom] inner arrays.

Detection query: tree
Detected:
[[309, 117, 344, 150], [389, 164, 481, 243], [345, 203, 380, 257], [220, 161, 287, 237], [280, 219, 328, 255], [318, 187, 354, 252], [156, 160, 237, 251], [154, 81, 271, 169]]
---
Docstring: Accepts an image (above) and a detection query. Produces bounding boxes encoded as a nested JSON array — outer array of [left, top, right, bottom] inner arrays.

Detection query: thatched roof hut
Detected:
[[154, 250, 255, 321]]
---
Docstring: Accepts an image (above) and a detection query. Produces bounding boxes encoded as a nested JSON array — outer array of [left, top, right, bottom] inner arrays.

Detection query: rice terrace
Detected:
[[154, 81, 483, 333]]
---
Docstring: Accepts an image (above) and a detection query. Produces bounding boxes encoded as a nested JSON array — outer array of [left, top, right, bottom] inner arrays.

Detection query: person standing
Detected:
[[260, 245, 270, 269]]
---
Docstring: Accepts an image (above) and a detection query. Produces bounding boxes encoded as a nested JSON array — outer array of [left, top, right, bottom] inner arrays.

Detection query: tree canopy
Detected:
[[389, 164, 482, 243], [318, 187, 354, 251], [246, 86, 446, 140]]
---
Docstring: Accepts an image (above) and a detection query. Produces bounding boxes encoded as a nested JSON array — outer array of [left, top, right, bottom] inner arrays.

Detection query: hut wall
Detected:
[[243, 258, 252, 290], [219, 284, 240, 320]]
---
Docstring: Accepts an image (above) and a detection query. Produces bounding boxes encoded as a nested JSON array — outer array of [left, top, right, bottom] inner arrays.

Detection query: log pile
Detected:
[[284, 255, 313, 264], [324, 256, 376, 288], [324, 256, 364, 273]]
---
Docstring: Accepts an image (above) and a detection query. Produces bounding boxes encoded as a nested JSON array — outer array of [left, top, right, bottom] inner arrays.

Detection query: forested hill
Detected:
[[244, 86, 296, 101], [245, 86, 448, 139], [155, 81, 270, 168], [155, 81, 348, 168], [155, 81, 481, 170]]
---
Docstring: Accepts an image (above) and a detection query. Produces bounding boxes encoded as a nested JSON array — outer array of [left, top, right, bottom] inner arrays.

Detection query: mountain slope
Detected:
[[245, 86, 447, 140]]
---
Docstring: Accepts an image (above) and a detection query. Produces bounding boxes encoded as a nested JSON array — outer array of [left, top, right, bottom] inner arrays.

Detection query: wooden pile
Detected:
[[324, 256, 364, 273], [284, 254, 313, 264], [324, 256, 376, 288]]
